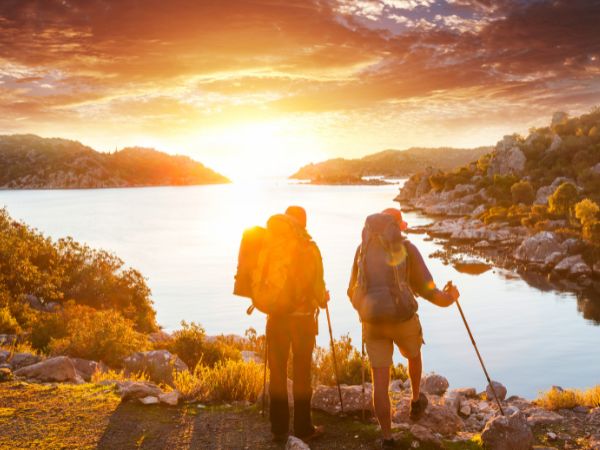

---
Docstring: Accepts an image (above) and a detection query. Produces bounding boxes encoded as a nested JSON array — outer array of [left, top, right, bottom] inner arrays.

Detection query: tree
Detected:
[[548, 182, 578, 217], [511, 180, 535, 205]]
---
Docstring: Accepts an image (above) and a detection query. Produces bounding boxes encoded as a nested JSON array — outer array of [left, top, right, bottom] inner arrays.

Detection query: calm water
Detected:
[[1, 182, 598, 398]]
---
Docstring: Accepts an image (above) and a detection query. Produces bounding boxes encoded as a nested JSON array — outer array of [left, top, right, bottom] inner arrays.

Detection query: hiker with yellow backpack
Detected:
[[234, 206, 328, 443]]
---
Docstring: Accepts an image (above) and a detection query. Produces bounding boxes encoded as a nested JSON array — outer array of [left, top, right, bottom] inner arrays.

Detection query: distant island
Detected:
[[0, 134, 230, 189], [290, 147, 491, 184]]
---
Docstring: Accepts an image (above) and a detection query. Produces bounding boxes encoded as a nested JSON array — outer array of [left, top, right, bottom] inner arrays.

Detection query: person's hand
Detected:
[[443, 281, 459, 303]]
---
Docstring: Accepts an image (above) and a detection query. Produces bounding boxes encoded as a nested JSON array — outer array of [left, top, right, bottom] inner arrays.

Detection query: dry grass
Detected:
[[91, 368, 149, 384], [536, 385, 600, 410], [173, 359, 264, 403]]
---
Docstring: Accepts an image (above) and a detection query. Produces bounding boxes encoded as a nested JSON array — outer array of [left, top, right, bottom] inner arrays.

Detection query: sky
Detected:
[[1, 0, 599, 179]]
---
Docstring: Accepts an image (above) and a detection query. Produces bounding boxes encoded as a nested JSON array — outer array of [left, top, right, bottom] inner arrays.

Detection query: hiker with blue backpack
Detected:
[[234, 206, 328, 444], [348, 208, 460, 449]]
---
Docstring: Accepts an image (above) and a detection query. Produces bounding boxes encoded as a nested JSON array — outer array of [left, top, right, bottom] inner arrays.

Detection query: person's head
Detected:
[[285, 205, 307, 229], [382, 207, 408, 231]]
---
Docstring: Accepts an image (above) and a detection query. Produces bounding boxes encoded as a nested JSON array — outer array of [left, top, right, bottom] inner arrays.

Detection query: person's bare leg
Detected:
[[372, 366, 392, 440], [408, 351, 422, 402]]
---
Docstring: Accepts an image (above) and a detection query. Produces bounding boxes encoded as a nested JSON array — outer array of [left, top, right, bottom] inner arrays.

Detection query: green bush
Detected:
[[548, 182, 579, 217], [46, 304, 149, 367], [511, 180, 535, 205]]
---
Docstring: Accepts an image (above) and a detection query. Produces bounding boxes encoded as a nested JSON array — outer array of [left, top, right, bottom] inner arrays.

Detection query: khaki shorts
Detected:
[[364, 314, 423, 368]]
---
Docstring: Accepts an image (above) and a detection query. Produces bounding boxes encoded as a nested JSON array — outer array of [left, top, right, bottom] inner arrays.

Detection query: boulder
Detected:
[[481, 411, 534, 450], [389, 379, 405, 392], [139, 396, 160, 405], [561, 238, 585, 255], [159, 390, 180, 406], [486, 381, 507, 401], [285, 436, 310, 450], [0, 349, 10, 364], [409, 423, 442, 447], [311, 384, 372, 415], [394, 396, 463, 436], [514, 232, 562, 265], [455, 387, 478, 398], [526, 408, 563, 427], [543, 251, 564, 270], [553, 255, 591, 278], [14, 356, 81, 383], [487, 137, 526, 177], [70, 358, 107, 382], [0, 367, 12, 382], [443, 389, 463, 414], [9, 352, 42, 370], [123, 350, 188, 385], [421, 373, 449, 396], [117, 381, 163, 401]]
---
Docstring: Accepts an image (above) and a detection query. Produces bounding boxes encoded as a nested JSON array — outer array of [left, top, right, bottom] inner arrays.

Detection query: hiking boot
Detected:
[[409, 393, 428, 421], [296, 425, 325, 442]]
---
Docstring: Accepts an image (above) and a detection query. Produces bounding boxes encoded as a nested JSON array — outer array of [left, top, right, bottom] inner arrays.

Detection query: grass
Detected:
[[536, 385, 600, 410], [91, 368, 150, 384], [173, 359, 264, 403]]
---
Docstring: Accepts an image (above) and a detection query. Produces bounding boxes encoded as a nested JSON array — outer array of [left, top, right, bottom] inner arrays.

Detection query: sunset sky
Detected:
[[1, 0, 599, 178]]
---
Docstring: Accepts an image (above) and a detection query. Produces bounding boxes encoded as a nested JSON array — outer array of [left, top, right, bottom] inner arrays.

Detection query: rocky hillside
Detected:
[[290, 147, 491, 184], [0, 134, 230, 189], [397, 110, 600, 295]]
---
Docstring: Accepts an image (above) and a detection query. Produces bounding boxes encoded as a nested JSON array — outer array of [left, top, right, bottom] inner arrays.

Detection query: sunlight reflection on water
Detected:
[[1, 181, 598, 398]]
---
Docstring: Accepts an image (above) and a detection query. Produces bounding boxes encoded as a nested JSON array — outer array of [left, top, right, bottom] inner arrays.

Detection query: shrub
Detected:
[[173, 360, 264, 402], [0, 307, 21, 334], [575, 198, 599, 227], [548, 182, 579, 217], [511, 180, 535, 205], [47, 304, 149, 367], [536, 385, 600, 410]]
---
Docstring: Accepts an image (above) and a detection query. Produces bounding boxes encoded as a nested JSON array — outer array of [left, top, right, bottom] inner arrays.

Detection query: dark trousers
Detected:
[[266, 313, 316, 437]]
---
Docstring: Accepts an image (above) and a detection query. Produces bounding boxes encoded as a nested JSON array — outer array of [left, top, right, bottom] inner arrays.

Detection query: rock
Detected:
[[460, 403, 472, 416], [547, 431, 557, 440], [0, 367, 12, 382], [241, 350, 262, 363], [285, 436, 310, 450], [553, 255, 592, 278], [9, 352, 42, 370], [561, 238, 584, 255], [487, 136, 526, 177], [547, 134, 562, 152], [551, 111, 568, 127], [526, 409, 563, 426], [123, 350, 188, 385], [14, 356, 81, 382], [118, 381, 164, 401], [543, 251, 564, 270], [486, 381, 507, 401], [471, 204, 487, 217], [0, 350, 9, 364], [421, 373, 449, 396], [592, 162, 600, 175], [454, 387, 478, 398], [481, 411, 534, 450], [443, 390, 463, 414], [159, 390, 180, 406], [139, 396, 160, 405], [0, 334, 17, 346], [514, 232, 563, 266], [409, 424, 442, 447], [394, 396, 463, 436], [311, 384, 372, 415], [389, 379, 405, 392], [70, 358, 106, 382]]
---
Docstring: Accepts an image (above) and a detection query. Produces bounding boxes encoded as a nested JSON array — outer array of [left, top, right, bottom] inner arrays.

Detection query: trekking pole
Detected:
[[261, 327, 269, 417], [453, 290, 505, 416], [325, 304, 344, 414], [360, 324, 366, 421]]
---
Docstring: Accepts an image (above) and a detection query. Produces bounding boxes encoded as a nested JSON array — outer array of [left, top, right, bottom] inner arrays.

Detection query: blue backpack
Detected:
[[351, 213, 417, 324]]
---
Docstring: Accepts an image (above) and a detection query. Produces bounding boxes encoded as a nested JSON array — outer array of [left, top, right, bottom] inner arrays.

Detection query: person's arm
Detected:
[[311, 243, 328, 308], [405, 241, 459, 307], [347, 246, 360, 299]]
